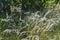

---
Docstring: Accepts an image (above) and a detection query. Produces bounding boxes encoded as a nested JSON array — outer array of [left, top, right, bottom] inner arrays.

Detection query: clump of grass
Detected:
[[0, 2, 60, 40]]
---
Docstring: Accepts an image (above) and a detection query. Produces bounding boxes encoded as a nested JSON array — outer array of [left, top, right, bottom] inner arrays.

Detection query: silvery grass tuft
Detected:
[[21, 3, 60, 40], [1, 2, 60, 40]]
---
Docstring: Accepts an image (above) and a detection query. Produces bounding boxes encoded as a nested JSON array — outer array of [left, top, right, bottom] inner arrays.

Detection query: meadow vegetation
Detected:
[[0, 0, 60, 40]]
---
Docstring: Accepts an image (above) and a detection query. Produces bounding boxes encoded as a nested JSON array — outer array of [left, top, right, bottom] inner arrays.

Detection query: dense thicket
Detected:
[[22, 0, 59, 11], [0, 0, 60, 40]]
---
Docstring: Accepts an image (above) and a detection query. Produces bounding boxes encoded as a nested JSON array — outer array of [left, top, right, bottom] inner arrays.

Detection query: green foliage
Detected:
[[3, 0, 21, 6], [9, 0, 21, 6], [43, 0, 59, 8], [54, 23, 60, 34], [22, 0, 59, 11]]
